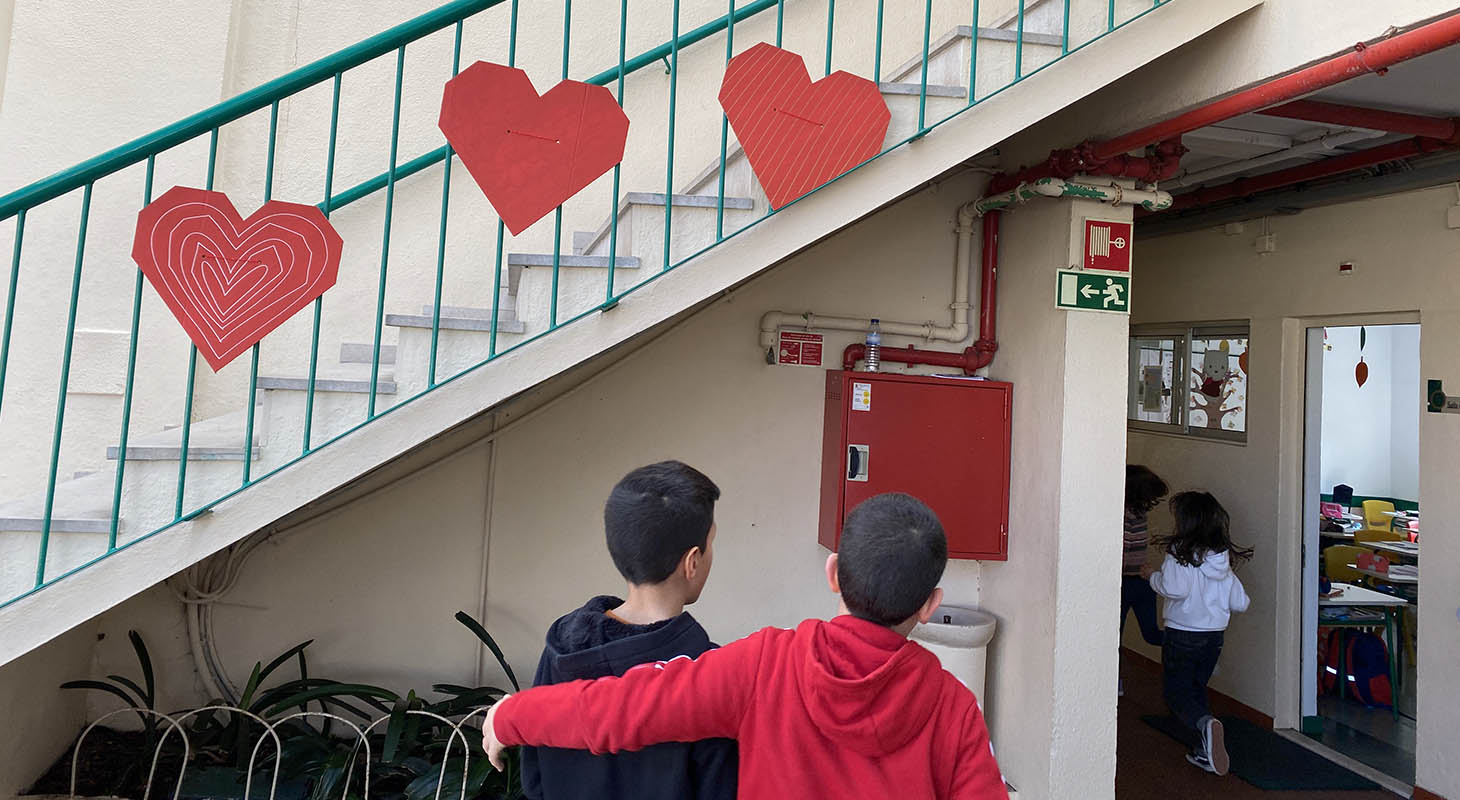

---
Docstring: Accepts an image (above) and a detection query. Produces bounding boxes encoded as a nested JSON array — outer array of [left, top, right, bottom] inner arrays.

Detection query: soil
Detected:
[[25, 726, 185, 800]]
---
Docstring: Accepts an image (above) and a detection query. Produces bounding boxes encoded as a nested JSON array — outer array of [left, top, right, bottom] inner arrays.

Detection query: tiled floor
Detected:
[[1117, 652, 1400, 800]]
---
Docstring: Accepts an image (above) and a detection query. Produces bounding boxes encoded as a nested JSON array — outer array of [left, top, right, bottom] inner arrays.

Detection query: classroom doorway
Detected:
[[1300, 322, 1420, 785]]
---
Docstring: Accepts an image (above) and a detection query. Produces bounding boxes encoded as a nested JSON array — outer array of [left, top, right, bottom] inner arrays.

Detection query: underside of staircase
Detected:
[[0, 0, 1258, 667]]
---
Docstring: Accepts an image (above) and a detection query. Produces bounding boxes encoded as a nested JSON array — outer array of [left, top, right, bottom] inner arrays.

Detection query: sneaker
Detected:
[[1200, 716, 1229, 776], [1185, 752, 1218, 773], [1118, 678, 1125, 697]]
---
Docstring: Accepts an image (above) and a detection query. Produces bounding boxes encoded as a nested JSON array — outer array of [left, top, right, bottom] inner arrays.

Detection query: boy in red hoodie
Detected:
[[482, 492, 1008, 799]]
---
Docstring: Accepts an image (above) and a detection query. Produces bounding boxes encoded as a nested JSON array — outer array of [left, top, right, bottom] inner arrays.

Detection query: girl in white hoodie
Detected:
[[1148, 491, 1252, 777]]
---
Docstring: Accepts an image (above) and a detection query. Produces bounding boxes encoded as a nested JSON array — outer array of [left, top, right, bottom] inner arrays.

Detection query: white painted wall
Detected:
[[1127, 185, 1460, 799], [1319, 324, 1420, 503], [0, 623, 93, 798]]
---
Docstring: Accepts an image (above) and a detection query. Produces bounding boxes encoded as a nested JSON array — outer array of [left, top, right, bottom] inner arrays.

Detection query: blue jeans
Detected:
[[1121, 575, 1164, 647], [1163, 628, 1224, 737]]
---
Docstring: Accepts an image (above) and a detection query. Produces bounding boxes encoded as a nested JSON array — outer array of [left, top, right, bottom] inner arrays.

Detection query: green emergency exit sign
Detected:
[[1055, 269, 1130, 314]]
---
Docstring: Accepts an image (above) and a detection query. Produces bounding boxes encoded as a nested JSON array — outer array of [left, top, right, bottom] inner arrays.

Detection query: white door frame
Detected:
[[1280, 311, 1419, 730]]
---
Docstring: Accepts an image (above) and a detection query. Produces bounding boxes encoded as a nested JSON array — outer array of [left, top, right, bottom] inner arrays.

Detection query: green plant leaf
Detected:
[[60, 679, 142, 709], [127, 630, 155, 709], [259, 640, 314, 684], [455, 611, 519, 692], [240, 662, 263, 710], [263, 683, 399, 717], [105, 675, 151, 707], [383, 696, 408, 763]]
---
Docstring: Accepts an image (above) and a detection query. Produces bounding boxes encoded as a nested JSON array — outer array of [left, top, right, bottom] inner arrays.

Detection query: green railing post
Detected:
[[775, 0, 784, 46], [243, 101, 281, 486], [109, 158, 156, 550], [489, 0, 520, 357], [663, 0, 681, 273], [1016, 0, 1026, 79], [550, 0, 572, 329], [824, 0, 835, 77], [873, 0, 885, 83], [918, 0, 932, 131], [1109, 0, 1117, 31], [37, 182, 92, 586], [304, 73, 342, 454], [606, 0, 628, 304], [0, 209, 25, 418], [1062, 0, 1071, 54], [716, 0, 735, 241], [368, 46, 407, 420], [968, 0, 981, 105], [430, 23, 465, 389], [176, 128, 220, 521]]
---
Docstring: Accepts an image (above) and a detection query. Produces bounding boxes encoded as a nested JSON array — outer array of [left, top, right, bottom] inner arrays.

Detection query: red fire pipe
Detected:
[[973, 212, 1000, 368], [842, 342, 985, 374], [987, 137, 1186, 194], [841, 211, 1003, 375], [1166, 136, 1451, 211], [1257, 99, 1460, 143], [1092, 13, 1460, 160]]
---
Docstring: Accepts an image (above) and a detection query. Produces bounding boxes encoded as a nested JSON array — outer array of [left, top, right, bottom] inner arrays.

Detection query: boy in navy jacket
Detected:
[[519, 461, 736, 800]]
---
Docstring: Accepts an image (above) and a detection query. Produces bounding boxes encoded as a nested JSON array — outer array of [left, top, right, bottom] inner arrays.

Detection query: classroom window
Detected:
[[1128, 323, 1249, 442]]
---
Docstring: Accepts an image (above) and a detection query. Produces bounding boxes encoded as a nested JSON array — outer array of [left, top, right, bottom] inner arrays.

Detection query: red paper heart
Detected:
[[719, 43, 890, 209], [439, 62, 629, 235], [132, 186, 343, 371]]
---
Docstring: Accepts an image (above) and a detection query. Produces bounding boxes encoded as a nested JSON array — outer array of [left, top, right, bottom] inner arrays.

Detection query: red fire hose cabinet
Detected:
[[819, 371, 1012, 560]]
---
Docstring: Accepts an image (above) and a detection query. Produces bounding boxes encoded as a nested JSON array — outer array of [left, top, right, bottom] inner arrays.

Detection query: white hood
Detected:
[[1149, 549, 1250, 633]]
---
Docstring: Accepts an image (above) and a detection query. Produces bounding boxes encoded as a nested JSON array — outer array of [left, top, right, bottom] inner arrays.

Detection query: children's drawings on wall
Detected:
[[718, 43, 890, 209], [1189, 339, 1247, 432], [131, 187, 343, 372], [440, 62, 630, 235]]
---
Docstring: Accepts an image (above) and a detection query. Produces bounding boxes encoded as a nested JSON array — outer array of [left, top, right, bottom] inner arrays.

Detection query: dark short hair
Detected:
[[1125, 465, 1168, 514], [837, 493, 947, 626], [604, 461, 721, 584]]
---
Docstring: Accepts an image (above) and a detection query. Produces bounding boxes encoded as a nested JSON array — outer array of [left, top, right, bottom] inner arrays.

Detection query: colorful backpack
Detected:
[[1318, 628, 1392, 707]]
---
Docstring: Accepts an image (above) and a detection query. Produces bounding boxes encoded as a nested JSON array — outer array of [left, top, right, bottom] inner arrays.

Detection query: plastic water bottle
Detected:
[[865, 319, 882, 372]]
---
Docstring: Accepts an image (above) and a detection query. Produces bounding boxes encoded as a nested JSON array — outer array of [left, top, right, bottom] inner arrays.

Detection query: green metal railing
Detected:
[[0, 0, 1175, 608]]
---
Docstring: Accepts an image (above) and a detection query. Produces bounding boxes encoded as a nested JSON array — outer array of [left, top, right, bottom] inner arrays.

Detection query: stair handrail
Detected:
[[0, 0, 782, 221]]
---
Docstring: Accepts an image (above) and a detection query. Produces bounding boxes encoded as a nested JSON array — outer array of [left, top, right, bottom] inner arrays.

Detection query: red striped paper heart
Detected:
[[719, 43, 890, 209], [132, 186, 343, 371]]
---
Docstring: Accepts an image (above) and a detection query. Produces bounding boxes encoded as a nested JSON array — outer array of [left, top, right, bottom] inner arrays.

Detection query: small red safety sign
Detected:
[[1084, 219, 1132, 273], [777, 330, 824, 367]]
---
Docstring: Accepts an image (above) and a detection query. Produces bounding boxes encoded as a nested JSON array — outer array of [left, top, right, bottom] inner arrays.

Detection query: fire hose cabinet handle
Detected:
[[848, 445, 869, 481]]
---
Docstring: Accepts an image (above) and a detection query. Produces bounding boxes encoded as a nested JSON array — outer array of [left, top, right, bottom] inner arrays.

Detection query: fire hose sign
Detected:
[[1084, 219, 1132, 273], [777, 330, 824, 367]]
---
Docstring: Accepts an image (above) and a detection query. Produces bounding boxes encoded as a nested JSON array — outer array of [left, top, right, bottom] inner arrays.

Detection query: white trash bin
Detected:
[[910, 604, 998, 702]]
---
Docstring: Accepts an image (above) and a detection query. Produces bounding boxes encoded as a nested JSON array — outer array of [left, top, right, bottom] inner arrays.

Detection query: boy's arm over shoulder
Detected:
[[950, 693, 1009, 800], [492, 628, 773, 755]]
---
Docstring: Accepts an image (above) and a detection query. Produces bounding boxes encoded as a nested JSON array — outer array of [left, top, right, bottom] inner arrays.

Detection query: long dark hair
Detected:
[[1160, 491, 1254, 568], [1125, 465, 1168, 515]]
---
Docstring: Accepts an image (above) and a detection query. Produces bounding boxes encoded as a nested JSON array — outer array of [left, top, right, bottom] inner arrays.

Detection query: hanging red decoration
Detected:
[[439, 62, 630, 235], [131, 186, 343, 371], [1238, 349, 1248, 375], [718, 43, 890, 209], [1356, 357, 1369, 388]]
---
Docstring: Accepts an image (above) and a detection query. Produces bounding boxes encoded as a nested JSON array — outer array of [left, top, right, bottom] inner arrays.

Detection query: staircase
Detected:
[[0, 0, 1259, 664]]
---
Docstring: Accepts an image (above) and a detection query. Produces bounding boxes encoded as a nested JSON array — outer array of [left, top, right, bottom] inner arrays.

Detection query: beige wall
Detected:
[[1127, 184, 1460, 798], [0, 623, 94, 797]]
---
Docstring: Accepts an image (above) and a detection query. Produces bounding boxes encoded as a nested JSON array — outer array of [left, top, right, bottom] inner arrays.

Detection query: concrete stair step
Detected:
[[385, 303, 528, 334], [257, 376, 397, 395], [577, 193, 758, 256], [106, 410, 257, 462], [0, 471, 116, 533], [339, 342, 397, 366], [505, 254, 640, 297]]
